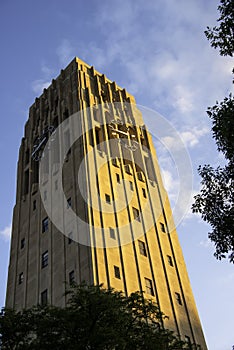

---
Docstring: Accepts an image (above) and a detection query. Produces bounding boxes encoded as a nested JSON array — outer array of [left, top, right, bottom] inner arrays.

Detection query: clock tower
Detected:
[[6, 57, 207, 349]]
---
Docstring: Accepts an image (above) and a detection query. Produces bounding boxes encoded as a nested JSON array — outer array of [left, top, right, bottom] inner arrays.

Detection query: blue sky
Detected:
[[0, 0, 233, 349]]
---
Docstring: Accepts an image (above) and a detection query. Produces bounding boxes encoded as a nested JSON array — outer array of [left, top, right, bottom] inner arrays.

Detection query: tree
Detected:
[[0, 284, 197, 349], [204, 0, 234, 57], [192, 0, 234, 262]]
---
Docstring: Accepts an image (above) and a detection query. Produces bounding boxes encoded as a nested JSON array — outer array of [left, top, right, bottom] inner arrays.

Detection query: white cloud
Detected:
[[32, 79, 51, 95], [56, 39, 75, 66], [0, 225, 11, 241], [179, 126, 209, 148], [199, 239, 213, 249]]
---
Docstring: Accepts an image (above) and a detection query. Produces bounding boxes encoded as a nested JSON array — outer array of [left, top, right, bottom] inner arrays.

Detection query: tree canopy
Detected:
[[0, 284, 196, 350], [192, 0, 234, 262], [204, 0, 234, 57]]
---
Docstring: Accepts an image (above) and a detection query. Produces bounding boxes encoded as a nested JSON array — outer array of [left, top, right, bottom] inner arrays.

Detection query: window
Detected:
[[116, 173, 120, 184], [175, 292, 182, 305], [19, 272, 24, 285], [42, 217, 49, 233], [89, 129, 94, 147], [132, 207, 140, 222], [145, 278, 154, 296], [160, 222, 166, 233], [114, 266, 121, 279], [42, 251, 48, 268], [105, 193, 111, 204], [138, 240, 147, 256], [67, 197, 72, 208], [129, 181, 134, 191], [109, 227, 116, 239], [55, 180, 58, 191], [167, 255, 173, 267], [33, 200, 36, 211], [142, 188, 147, 198], [21, 238, 25, 249], [68, 231, 73, 244], [95, 127, 100, 148], [41, 289, 48, 306], [69, 270, 75, 285], [44, 190, 47, 201]]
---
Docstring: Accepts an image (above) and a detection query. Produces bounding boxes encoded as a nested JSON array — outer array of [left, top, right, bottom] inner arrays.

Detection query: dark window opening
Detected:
[[41, 289, 48, 306], [114, 266, 121, 279], [167, 255, 174, 267], [33, 200, 36, 211], [95, 127, 100, 148], [175, 292, 182, 305], [42, 251, 48, 268], [145, 278, 154, 296], [53, 116, 59, 128], [67, 197, 72, 209], [42, 217, 49, 233], [69, 270, 75, 285], [109, 227, 116, 239], [105, 193, 111, 204], [138, 240, 147, 256], [19, 272, 24, 285], [68, 231, 73, 244], [133, 207, 140, 222], [21, 238, 25, 249], [116, 173, 120, 183], [142, 188, 147, 198], [160, 222, 166, 233]]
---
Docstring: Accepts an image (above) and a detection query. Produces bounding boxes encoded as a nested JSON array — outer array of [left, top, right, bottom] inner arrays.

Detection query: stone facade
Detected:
[[6, 57, 207, 349]]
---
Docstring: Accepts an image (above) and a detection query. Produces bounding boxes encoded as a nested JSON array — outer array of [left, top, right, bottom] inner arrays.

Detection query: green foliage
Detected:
[[204, 0, 234, 56], [0, 284, 196, 349], [192, 96, 234, 262], [193, 0, 234, 262]]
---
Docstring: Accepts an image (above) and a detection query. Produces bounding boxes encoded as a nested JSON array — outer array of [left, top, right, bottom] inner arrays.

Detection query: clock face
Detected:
[[108, 119, 139, 152], [31, 126, 55, 161]]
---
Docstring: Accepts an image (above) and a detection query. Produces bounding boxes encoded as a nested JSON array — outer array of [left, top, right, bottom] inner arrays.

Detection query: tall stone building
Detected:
[[6, 57, 207, 349]]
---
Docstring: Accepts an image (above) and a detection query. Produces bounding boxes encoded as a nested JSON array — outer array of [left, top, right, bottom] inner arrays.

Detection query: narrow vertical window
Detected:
[[114, 266, 121, 279], [145, 278, 154, 296], [20, 238, 25, 249], [129, 181, 134, 191], [24, 169, 29, 195], [105, 194, 111, 204], [33, 200, 36, 211], [41, 289, 48, 306], [69, 270, 75, 285], [116, 173, 120, 184], [67, 197, 72, 208], [41, 251, 48, 268], [95, 127, 100, 148], [160, 222, 166, 233], [175, 292, 182, 305], [167, 255, 174, 267], [68, 231, 73, 244], [138, 240, 147, 256], [19, 272, 24, 285], [142, 188, 147, 198], [42, 217, 49, 233], [132, 207, 140, 222], [109, 227, 116, 239]]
